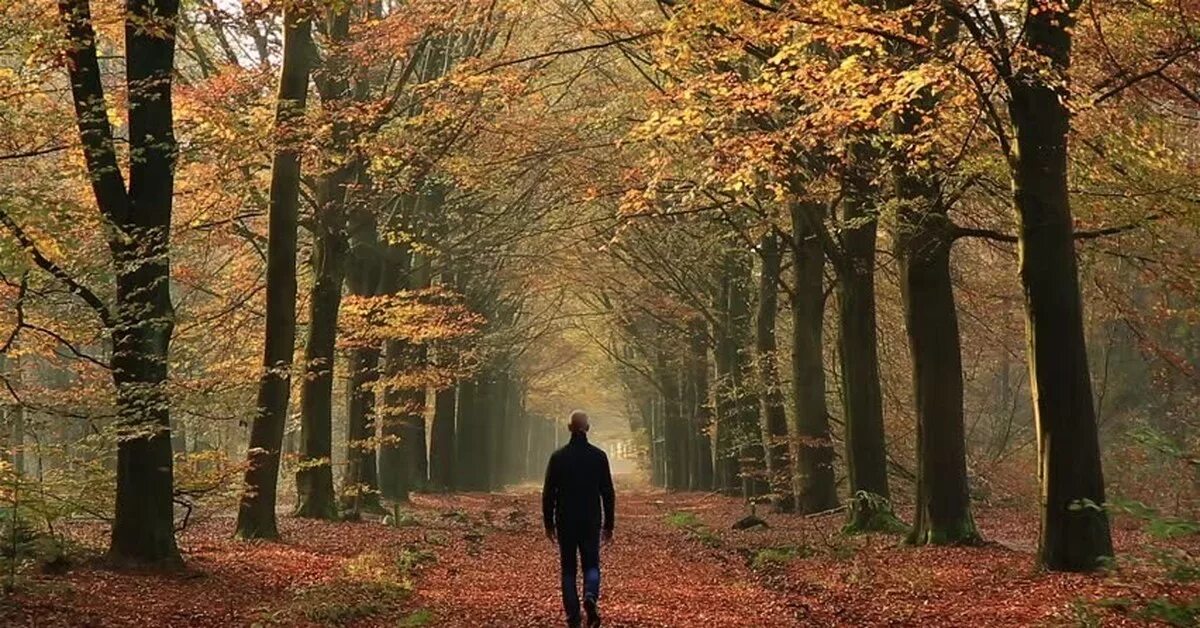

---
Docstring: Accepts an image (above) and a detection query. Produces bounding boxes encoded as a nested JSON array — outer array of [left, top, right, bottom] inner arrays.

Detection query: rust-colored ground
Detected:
[[1, 488, 1196, 626]]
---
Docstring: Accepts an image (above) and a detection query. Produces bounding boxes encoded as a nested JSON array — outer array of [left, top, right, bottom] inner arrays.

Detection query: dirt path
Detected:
[[409, 491, 799, 627]]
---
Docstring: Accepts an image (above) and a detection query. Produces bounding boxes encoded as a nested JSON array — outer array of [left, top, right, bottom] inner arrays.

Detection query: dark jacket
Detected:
[[542, 432, 616, 534]]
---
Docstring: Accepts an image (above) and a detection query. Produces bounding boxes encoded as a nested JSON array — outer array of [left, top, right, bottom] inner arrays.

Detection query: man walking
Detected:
[[542, 410, 616, 628]]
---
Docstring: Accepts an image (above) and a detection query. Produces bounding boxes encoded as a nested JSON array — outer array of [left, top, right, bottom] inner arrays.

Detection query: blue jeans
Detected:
[[558, 526, 601, 623]]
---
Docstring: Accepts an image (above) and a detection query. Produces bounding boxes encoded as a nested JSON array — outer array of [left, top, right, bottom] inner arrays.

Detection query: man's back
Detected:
[[542, 433, 616, 532]]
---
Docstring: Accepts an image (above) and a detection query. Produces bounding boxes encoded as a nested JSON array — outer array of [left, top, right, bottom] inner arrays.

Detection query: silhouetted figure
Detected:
[[542, 410, 616, 628]]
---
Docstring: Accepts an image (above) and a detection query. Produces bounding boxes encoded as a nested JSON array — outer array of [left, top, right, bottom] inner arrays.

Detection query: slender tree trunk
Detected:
[[452, 380, 480, 490], [714, 250, 764, 497], [1008, 7, 1112, 569], [688, 320, 715, 491], [465, 374, 489, 492], [659, 360, 684, 490], [294, 7, 353, 521], [789, 201, 838, 514], [429, 384, 456, 491], [755, 232, 792, 509], [294, 208, 346, 518], [342, 209, 384, 514], [485, 374, 505, 489], [836, 156, 897, 532], [711, 331, 738, 492], [235, 6, 313, 538]]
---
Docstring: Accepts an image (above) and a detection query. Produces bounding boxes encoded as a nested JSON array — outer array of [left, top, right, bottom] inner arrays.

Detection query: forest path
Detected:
[[408, 488, 799, 627]]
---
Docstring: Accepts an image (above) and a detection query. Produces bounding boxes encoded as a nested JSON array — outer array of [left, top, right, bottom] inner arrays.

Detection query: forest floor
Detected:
[[1, 484, 1197, 627]]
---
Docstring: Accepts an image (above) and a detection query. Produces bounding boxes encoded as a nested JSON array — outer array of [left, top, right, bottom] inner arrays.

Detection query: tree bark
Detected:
[[687, 321, 715, 491], [755, 232, 792, 509], [294, 8, 353, 520], [836, 155, 897, 532], [1008, 5, 1112, 570], [293, 203, 346, 518], [376, 245, 429, 501], [891, 58, 979, 543], [452, 380, 482, 490], [429, 384, 456, 491], [236, 5, 313, 540], [714, 250, 764, 497], [58, 0, 183, 566], [789, 201, 838, 514]]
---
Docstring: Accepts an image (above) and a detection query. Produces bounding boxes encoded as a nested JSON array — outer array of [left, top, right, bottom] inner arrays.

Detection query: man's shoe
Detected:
[[568, 621, 582, 628], [584, 595, 601, 627]]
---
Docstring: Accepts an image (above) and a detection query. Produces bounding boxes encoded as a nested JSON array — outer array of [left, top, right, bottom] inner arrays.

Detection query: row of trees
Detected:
[[0, 0, 1196, 579], [0, 0, 588, 566], [573, 0, 1199, 574]]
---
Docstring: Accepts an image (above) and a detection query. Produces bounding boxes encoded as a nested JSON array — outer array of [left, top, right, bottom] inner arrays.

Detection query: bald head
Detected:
[[568, 410, 590, 433]]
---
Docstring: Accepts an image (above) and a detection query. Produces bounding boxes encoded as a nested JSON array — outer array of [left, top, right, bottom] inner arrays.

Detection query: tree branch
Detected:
[[0, 208, 114, 328]]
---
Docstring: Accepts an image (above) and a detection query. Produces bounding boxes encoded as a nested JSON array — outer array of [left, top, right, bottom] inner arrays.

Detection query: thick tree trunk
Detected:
[[1008, 11, 1112, 568], [111, 8, 182, 564], [892, 74, 979, 544], [836, 160, 897, 532], [789, 201, 838, 514], [898, 208, 979, 545], [57, 0, 183, 565], [755, 232, 792, 509], [235, 7, 313, 539]]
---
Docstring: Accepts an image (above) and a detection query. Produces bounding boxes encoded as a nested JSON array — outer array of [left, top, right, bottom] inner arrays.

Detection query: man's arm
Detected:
[[600, 452, 615, 533], [542, 454, 558, 535]]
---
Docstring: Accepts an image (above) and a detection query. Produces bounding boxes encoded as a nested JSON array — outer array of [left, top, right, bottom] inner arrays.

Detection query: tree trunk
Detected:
[[659, 361, 684, 490], [57, 0, 183, 565], [429, 384, 456, 491], [111, 7, 182, 564], [789, 201, 838, 514], [376, 245, 428, 501], [452, 380, 481, 490], [714, 250, 764, 497], [293, 7, 353, 521], [892, 67, 979, 543], [342, 339, 382, 514], [836, 157, 897, 532], [755, 232, 792, 509], [293, 209, 346, 519], [897, 207, 979, 545], [1008, 7, 1112, 569], [235, 5, 312, 539], [688, 320, 714, 491], [341, 209, 383, 512]]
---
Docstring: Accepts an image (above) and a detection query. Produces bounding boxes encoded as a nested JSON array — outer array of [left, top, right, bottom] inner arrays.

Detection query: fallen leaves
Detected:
[[2, 490, 1197, 626]]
